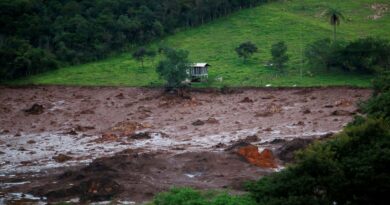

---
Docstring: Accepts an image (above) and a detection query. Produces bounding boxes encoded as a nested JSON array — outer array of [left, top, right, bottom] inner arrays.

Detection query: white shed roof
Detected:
[[192, 63, 210, 67]]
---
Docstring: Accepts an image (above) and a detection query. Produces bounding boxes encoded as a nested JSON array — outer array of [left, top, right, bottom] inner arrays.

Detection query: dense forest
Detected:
[[0, 0, 269, 80]]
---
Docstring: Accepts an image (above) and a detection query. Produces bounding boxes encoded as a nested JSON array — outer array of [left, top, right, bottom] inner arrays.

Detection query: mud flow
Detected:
[[0, 86, 371, 204]]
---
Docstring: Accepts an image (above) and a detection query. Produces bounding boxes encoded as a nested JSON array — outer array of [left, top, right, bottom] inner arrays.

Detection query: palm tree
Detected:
[[324, 8, 344, 41]]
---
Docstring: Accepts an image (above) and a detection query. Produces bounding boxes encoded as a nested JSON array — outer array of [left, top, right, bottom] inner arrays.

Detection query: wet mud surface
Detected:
[[0, 86, 371, 204]]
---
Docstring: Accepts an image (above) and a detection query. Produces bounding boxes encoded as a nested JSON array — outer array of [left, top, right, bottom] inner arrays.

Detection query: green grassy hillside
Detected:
[[11, 0, 390, 87]]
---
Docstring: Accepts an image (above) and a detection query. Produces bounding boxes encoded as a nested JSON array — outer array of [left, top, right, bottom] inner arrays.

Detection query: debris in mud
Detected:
[[0, 104, 11, 114], [192, 120, 205, 126], [324, 104, 334, 108], [0, 129, 10, 134], [302, 108, 311, 114], [266, 103, 282, 114], [269, 139, 287, 144], [53, 154, 73, 163], [294, 121, 305, 126], [64, 129, 78, 135], [255, 111, 273, 117], [205, 117, 219, 124], [95, 133, 119, 142], [236, 145, 277, 168], [331, 110, 354, 116], [261, 94, 275, 99], [27, 140, 36, 144], [24, 104, 44, 115], [75, 125, 95, 132], [240, 97, 254, 103], [183, 98, 203, 107], [255, 103, 282, 117], [129, 132, 152, 140], [79, 109, 95, 115], [111, 121, 146, 135], [78, 178, 122, 201], [137, 106, 152, 113], [116, 93, 125, 99], [244, 135, 259, 143], [213, 143, 226, 148], [335, 99, 353, 107]]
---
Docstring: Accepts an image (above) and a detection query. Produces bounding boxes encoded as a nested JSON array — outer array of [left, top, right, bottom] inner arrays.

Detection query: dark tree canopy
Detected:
[[0, 0, 268, 81], [235, 41, 258, 61]]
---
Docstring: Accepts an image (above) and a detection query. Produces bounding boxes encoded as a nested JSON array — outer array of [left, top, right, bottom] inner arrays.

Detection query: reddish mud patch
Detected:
[[0, 86, 371, 204]]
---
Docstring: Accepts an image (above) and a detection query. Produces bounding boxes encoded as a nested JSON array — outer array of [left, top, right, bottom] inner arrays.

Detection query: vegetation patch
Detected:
[[6, 0, 390, 87]]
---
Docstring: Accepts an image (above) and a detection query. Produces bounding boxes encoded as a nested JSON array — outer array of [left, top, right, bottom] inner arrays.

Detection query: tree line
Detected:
[[0, 0, 270, 81]]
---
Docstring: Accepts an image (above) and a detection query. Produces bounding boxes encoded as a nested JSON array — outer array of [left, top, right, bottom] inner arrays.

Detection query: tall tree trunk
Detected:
[[334, 25, 337, 42]]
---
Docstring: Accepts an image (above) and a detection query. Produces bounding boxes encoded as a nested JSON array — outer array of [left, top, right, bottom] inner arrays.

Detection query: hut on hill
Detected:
[[188, 63, 210, 82]]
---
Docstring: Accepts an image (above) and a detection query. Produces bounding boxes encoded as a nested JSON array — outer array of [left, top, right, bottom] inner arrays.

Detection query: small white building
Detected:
[[188, 63, 210, 82]]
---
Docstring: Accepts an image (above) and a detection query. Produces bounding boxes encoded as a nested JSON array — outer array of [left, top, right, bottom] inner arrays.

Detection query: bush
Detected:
[[304, 38, 345, 71], [247, 118, 390, 205], [338, 37, 390, 73]]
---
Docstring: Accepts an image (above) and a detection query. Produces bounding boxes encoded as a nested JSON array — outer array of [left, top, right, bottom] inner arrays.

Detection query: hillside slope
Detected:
[[14, 0, 390, 87]]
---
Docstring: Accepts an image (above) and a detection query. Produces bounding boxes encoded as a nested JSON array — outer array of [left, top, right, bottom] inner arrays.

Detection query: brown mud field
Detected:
[[0, 86, 371, 204]]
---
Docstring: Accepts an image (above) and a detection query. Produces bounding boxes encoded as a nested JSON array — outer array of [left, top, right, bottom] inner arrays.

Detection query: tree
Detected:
[[156, 47, 190, 90], [304, 38, 345, 71], [235, 41, 258, 61], [132, 47, 156, 68], [324, 8, 344, 42], [271, 41, 289, 73]]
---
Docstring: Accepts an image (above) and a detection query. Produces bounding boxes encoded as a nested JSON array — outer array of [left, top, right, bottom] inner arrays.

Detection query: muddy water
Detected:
[[0, 86, 371, 203]]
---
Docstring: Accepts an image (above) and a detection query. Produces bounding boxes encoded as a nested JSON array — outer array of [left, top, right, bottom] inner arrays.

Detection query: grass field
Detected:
[[10, 0, 390, 87]]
